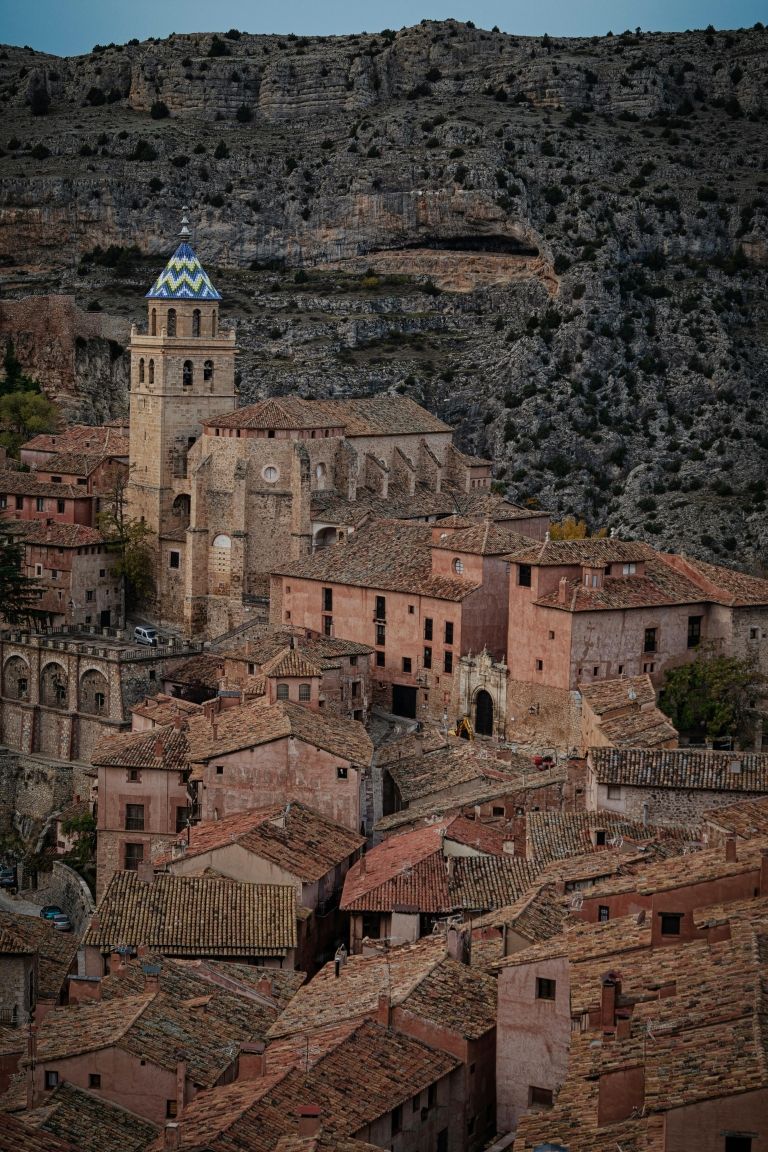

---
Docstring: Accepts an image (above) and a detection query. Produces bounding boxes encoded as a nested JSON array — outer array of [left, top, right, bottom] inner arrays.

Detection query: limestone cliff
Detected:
[[0, 21, 767, 565]]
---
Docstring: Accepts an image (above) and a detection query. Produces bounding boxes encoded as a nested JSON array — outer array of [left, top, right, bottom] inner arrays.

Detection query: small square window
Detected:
[[598, 905, 610, 923], [45, 1070, 59, 1089], [376, 651, 385, 668], [169, 551, 180, 569], [127, 769, 141, 783], [216, 764, 224, 776], [444, 621, 454, 645], [85, 589, 94, 601], [99, 568, 106, 578], [660, 912, 682, 936], [595, 829, 606, 846], [89, 1073, 101, 1088], [492, 806, 504, 817], [528, 1085, 553, 1108], [424, 617, 433, 641], [443, 652, 453, 674], [402, 657, 412, 674], [408, 605, 415, 614], [749, 627, 760, 641], [536, 977, 556, 1001], [535, 659, 543, 671], [618, 664, 624, 675], [349, 655, 357, 667], [548, 630, 555, 640], [518, 563, 532, 587], [423, 647, 432, 669], [166, 1100, 178, 1119], [337, 765, 348, 779]]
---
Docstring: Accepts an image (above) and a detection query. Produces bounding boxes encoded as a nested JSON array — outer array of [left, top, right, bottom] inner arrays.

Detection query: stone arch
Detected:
[[148, 359, 155, 385], [138, 357, 145, 384], [192, 309, 201, 337], [40, 662, 68, 710], [150, 308, 157, 336], [3, 655, 30, 701], [474, 688, 494, 737], [172, 493, 191, 527], [183, 360, 193, 388], [167, 307, 177, 337], [79, 667, 109, 716], [203, 359, 214, 383], [313, 526, 337, 551], [210, 533, 232, 594]]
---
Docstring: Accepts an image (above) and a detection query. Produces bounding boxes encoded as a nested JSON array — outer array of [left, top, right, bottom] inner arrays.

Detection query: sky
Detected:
[[0, 1, 764, 57]]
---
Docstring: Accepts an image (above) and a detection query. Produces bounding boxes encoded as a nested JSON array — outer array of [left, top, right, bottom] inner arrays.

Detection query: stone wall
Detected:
[[22, 860, 95, 933], [590, 776, 767, 828]]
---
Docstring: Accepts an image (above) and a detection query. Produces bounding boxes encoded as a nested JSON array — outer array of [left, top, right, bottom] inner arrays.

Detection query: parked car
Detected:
[[0, 867, 16, 889], [52, 913, 72, 932], [134, 626, 159, 646], [40, 905, 64, 920]]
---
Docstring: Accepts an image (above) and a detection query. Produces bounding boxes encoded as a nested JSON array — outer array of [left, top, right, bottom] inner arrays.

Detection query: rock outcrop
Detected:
[[0, 20, 767, 565]]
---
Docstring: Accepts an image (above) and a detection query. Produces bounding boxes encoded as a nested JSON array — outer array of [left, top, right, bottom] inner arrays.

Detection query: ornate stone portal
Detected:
[[457, 648, 508, 740]]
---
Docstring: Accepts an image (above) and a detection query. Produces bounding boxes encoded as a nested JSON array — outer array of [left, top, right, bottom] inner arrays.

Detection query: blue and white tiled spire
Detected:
[[145, 209, 222, 301]]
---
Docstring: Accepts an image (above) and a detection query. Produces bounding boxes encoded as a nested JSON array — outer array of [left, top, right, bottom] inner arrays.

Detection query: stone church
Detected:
[[128, 235, 495, 638]]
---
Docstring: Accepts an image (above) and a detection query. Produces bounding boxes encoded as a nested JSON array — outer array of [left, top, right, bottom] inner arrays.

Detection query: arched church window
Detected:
[[167, 308, 177, 337], [148, 359, 155, 385], [192, 309, 201, 337], [151, 308, 157, 336], [183, 361, 193, 388], [203, 360, 214, 382], [139, 358, 145, 383]]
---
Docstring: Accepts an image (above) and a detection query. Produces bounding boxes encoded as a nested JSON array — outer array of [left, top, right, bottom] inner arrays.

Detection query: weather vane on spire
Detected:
[[179, 206, 191, 240]]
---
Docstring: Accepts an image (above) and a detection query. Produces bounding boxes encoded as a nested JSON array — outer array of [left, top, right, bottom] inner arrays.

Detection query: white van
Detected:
[[134, 626, 159, 646]]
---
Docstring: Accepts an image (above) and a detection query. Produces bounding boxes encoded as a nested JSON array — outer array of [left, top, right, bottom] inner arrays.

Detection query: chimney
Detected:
[[359, 852, 366, 875], [446, 855, 455, 881], [725, 834, 738, 863], [154, 734, 164, 759], [446, 923, 470, 965], [110, 950, 126, 975], [164, 1123, 180, 1150], [601, 975, 620, 1031], [257, 975, 273, 998], [298, 1105, 321, 1138], [377, 992, 392, 1029], [145, 970, 160, 992], [760, 848, 768, 897], [238, 1041, 265, 1081], [558, 576, 568, 605], [176, 1060, 187, 1119]]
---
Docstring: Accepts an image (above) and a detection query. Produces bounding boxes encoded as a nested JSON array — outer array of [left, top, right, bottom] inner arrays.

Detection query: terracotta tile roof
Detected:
[[215, 627, 372, 664], [445, 814, 510, 855], [341, 827, 451, 914], [450, 855, 543, 910], [505, 538, 655, 566], [41, 452, 112, 478], [93, 723, 190, 771], [535, 556, 710, 612], [385, 743, 524, 803], [206, 395, 450, 437], [432, 520, 533, 556], [0, 1114, 76, 1152], [310, 491, 376, 527], [17, 522, 107, 548], [85, 872, 298, 957], [273, 1133, 381, 1152], [186, 700, 372, 766], [130, 693, 204, 724], [165, 653, 225, 688], [703, 795, 768, 839], [0, 470, 88, 500], [151, 1019, 459, 1151], [659, 551, 768, 606], [268, 933, 496, 1043], [27, 993, 151, 1063], [27, 1082, 157, 1152], [0, 910, 78, 1000], [155, 802, 364, 881], [375, 724, 448, 768], [375, 765, 567, 833], [589, 746, 768, 792], [583, 835, 768, 899], [262, 648, 324, 680], [471, 881, 569, 943], [22, 426, 129, 457], [275, 519, 480, 601], [524, 809, 692, 864], [580, 674, 657, 714], [596, 709, 679, 750]]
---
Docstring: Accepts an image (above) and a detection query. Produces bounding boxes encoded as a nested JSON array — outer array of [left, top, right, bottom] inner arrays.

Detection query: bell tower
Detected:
[[127, 212, 237, 621]]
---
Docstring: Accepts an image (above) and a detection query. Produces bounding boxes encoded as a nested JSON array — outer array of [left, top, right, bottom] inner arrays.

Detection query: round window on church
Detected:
[[453, 558, 464, 575], [262, 465, 279, 484]]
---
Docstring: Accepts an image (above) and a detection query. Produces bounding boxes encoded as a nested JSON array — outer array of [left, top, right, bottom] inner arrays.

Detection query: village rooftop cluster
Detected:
[[1, 237, 767, 1151]]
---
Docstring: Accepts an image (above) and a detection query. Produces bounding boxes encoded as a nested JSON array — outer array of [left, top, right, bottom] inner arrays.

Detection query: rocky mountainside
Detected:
[[1, 20, 767, 566]]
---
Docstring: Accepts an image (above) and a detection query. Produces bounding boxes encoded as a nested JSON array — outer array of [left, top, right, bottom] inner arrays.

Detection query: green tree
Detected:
[[659, 647, 764, 743], [97, 465, 154, 613], [0, 391, 59, 455], [2, 340, 39, 395], [61, 809, 96, 874], [0, 537, 44, 626]]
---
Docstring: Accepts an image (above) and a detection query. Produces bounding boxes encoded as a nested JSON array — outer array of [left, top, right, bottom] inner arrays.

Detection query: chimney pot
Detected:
[[257, 975, 273, 998], [237, 1041, 266, 1081], [298, 1105, 321, 1138], [558, 576, 568, 604], [725, 834, 738, 863], [164, 1122, 180, 1150], [377, 992, 392, 1029]]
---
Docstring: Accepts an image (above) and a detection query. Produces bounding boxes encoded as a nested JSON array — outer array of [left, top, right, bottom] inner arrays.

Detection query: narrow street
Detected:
[[0, 889, 42, 918]]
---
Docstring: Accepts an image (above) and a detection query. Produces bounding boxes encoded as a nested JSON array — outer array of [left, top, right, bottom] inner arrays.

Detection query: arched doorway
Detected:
[[475, 689, 494, 737]]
